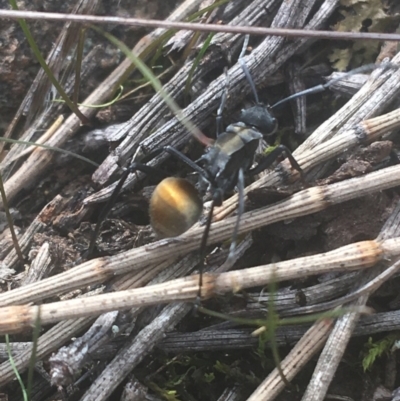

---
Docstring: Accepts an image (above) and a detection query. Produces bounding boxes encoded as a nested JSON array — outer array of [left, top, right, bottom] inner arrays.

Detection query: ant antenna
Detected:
[[216, 68, 229, 137], [87, 166, 132, 257], [216, 35, 255, 136], [239, 35, 260, 104], [239, 34, 250, 59], [271, 62, 396, 109], [197, 196, 217, 300]]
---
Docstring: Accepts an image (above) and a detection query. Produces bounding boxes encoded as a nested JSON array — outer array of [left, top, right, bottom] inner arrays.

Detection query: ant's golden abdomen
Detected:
[[150, 177, 203, 238]]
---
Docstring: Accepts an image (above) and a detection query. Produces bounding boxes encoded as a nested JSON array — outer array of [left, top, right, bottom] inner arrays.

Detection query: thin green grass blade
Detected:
[[5, 334, 28, 401], [0, 137, 99, 167], [8, 0, 90, 125], [92, 26, 213, 147]]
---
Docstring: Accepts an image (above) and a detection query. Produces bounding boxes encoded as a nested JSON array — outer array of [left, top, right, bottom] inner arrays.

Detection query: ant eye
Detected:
[[265, 117, 278, 136]]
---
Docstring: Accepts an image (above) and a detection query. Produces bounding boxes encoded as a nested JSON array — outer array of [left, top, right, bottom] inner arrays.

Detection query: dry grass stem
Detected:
[[2, 9, 400, 42], [0, 232, 399, 333], [247, 318, 334, 401]]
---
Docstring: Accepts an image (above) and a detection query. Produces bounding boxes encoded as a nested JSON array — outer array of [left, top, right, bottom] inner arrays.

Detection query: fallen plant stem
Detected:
[[1, 10, 400, 41]]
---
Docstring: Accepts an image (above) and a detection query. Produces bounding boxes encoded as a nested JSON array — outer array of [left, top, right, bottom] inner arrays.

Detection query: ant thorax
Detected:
[[197, 123, 263, 194]]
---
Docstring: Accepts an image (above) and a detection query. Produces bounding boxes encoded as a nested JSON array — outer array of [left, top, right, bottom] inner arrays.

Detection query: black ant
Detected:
[[87, 36, 387, 294]]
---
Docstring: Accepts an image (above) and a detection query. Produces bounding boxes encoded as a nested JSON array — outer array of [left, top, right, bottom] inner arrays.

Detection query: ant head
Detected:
[[239, 104, 278, 136], [149, 177, 203, 238]]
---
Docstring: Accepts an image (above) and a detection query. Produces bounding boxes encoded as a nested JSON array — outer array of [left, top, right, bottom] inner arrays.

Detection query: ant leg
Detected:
[[196, 198, 216, 301], [163, 146, 209, 178], [248, 145, 305, 183], [88, 144, 211, 258], [225, 168, 245, 265], [87, 162, 168, 258], [143, 145, 211, 178], [133, 144, 215, 188], [196, 169, 244, 301]]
